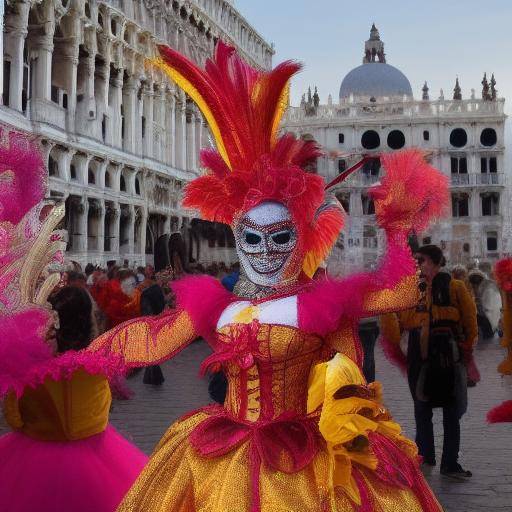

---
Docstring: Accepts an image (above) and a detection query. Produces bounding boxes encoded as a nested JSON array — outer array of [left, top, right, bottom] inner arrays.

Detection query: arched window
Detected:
[[105, 171, 111, 188], [135, 176, 141, 195], [48, 154, 58, 177], [88, 169, 95, 184], [120, 174, 126, 192]]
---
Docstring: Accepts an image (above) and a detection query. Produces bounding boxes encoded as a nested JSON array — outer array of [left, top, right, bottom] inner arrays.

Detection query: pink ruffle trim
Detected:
[[1, 349, 126, 399]]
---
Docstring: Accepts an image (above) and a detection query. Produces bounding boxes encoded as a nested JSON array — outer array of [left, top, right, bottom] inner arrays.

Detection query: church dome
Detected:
[[339, 24, 413, 101], [339, 62, 413, 100]]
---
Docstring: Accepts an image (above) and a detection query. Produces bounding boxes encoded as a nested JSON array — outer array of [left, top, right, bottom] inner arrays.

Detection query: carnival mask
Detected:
[[234, 202, 303, 288]]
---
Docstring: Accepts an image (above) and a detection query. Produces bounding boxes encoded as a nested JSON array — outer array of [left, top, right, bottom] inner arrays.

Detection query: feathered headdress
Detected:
[[0, 131, 67, 397], [155, 42, 344, 277]]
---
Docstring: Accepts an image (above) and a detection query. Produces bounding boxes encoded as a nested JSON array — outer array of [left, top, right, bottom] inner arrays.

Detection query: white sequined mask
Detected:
[[234, 202, 301, 287]]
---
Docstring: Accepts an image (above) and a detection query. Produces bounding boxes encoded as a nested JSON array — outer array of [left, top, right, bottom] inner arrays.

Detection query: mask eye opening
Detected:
[[244, 232, 262, 245], [271, 231, 292, 245]]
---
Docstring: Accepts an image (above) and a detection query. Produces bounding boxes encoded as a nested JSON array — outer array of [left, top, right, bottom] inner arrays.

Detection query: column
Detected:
[[97, 199, 105, 254], [122, 75, 139, 152], [128, 204, 135, 255], [140, 207, 148, 264], [175, 92, 187, 169], [194, 114, 203, 171], [186, 109, 196, 171], [142, 83, 154, 157], [153, 86, 165, 161], [167, 92, 176, 167], [4, 27, 27, 110], [32, 33, 54, 102], [77, 196, 89, 254], [110, 69, 123, 147], [111, 204, 121, 255], [62, 43, 79, 132], [163, 215, 171, 234]]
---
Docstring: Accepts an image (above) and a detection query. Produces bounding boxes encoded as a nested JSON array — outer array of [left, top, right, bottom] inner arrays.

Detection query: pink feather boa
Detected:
[[0, 308, 126, 399]]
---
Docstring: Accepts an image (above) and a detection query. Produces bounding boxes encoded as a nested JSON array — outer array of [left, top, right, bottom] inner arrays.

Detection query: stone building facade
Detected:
[[283, 25, 509, 274], [0, 0, 272, 267]]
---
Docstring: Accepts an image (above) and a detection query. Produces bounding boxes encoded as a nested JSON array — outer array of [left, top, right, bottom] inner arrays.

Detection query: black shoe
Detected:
[[440, 464, 472, 480]]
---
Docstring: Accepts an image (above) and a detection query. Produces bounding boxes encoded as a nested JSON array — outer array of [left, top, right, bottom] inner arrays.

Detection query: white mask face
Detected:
[[234, 202, 301, 287], [121, 277, 137, 297]]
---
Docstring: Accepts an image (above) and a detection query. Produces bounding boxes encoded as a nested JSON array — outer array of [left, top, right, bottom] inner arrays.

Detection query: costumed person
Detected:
[[89, 42, 448, 511], [468, 268, 501, 341], [380, 245, 477, 479], [0, 133, 147, 512], [487, 257, 512, 423], [93, 268, 141, 328]]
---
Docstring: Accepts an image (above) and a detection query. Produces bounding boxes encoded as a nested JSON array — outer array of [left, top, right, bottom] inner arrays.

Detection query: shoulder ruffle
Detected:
[[0, 308, 125, 398], [172, 275, 234, 337]]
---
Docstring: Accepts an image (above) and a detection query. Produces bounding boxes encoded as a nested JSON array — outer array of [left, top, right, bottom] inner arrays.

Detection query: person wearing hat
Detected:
[[381, 244, 477, 479]]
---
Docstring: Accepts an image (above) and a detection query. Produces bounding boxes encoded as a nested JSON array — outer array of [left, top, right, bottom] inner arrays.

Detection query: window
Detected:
[[338, 159, 346, 173], [338, 133, 345, 144], [486, 232, 498, 251], [121, 104, 125, 140], [363, 157, 381, 176], [120, 175, 126, 192], [135, 177, 141, 195], [423, 130, 430, 141], [452, 194, 469, 217], [361, 195, 375, 215], [88, 169, 95, 184], [102, 115, 107, 142], [51, 85, 59, 103], [361, 130, 380, 150], [480, 128, 497, 147], [463, 243, 470, 253], [105, 171, 111, 188], [451, 156, 467, 174], [481, 193, 499, 216], [3, 61, 11, 106], [141, 116, 146, 138], [481, 156, 497, 173], [363, 225, 378, 249], [70, 164, 77, 180], [48, 155, 58, 177], [335, 192, 350, 213], [449, 128, 467, 148], [387, 130, 405, 150]]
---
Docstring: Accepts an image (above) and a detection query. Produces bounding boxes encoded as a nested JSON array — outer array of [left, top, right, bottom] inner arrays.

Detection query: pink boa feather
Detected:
[[380, 335, 407, 375]]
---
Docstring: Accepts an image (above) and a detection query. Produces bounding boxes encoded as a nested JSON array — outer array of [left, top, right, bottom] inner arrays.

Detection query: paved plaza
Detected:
[[2, 338, 510, 511]]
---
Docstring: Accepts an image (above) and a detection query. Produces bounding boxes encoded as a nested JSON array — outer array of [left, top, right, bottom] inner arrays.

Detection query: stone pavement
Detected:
[[2, 338, 511, 511]]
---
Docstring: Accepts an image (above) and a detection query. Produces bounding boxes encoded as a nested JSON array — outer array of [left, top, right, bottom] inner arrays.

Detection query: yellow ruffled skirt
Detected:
[[118, 356, 442, 512]]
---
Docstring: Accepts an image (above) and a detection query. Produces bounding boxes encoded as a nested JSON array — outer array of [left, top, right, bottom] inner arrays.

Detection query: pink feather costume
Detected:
[[0, 132, 147, 512], [89, 43, 449, 511]]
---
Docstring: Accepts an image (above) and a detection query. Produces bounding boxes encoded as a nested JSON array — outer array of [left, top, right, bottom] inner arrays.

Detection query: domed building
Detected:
[[339, 24, 413, 102], [284, 25, 509, 273]]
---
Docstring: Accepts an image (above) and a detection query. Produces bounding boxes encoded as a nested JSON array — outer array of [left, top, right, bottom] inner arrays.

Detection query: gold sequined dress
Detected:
[[90, 269, 443, 512]]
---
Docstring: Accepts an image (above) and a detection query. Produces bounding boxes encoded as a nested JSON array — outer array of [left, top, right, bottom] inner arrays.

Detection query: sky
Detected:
[[235, 0, 512, 113]]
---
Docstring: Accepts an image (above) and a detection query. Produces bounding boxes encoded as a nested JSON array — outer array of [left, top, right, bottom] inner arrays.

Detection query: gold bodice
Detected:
[[4, 370, 111, 441], [219, 323, 332, 422]]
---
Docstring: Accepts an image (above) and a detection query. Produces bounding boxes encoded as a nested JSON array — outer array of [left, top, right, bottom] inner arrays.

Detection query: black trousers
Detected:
[[413, 398, 460, 469]]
